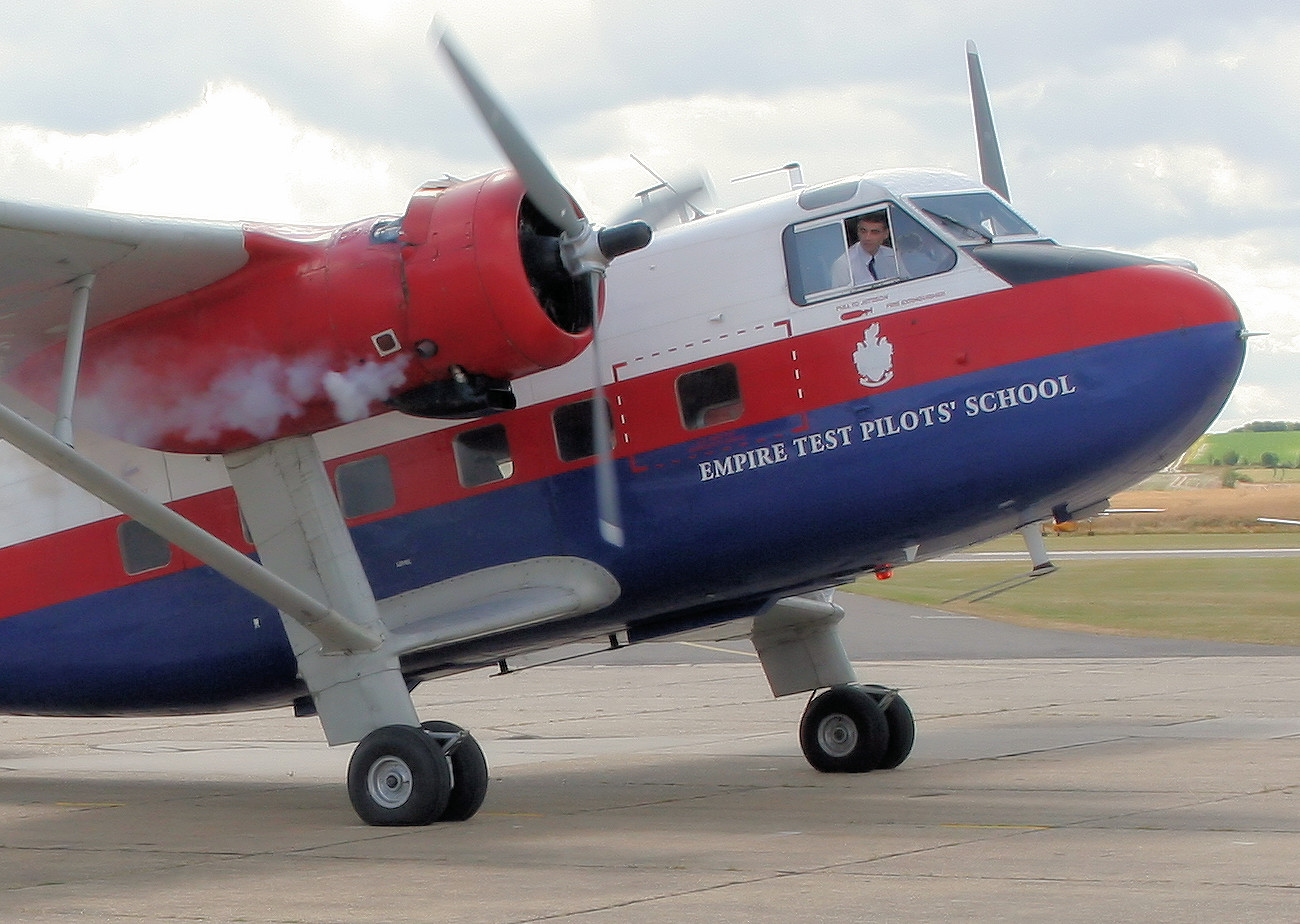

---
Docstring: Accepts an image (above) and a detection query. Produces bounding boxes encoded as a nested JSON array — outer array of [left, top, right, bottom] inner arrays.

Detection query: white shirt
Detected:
[[831, 243, 898, 288]]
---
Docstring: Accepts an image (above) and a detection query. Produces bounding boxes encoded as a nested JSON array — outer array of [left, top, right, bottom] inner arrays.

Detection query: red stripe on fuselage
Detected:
[[0, 262, 1239, 620]]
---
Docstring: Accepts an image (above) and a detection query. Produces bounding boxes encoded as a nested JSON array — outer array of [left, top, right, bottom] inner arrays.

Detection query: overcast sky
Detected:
[[0, 0, 1295, 430]]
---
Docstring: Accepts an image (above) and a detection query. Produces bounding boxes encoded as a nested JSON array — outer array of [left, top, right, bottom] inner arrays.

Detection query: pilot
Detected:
[[831, 211, 898, 287]]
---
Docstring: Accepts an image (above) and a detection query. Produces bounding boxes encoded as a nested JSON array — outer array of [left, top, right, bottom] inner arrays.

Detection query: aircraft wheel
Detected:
[[347, 725, 451, 826], [799, 686, 889, 773], [421, 721, 490, 822], [861, 686, 915, 770]]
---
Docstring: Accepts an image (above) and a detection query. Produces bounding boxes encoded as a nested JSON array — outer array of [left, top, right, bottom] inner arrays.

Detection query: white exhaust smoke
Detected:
[[75, 349, 412, 449]]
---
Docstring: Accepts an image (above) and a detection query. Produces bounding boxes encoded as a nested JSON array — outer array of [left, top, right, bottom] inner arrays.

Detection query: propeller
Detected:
[[965, 40, 1011, 202], [432, 22, 652, 546], [621, 155, 715, 227]]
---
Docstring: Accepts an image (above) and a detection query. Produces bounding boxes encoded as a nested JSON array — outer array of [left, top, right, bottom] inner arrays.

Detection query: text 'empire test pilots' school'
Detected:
[[697, 374, 1078, 482]]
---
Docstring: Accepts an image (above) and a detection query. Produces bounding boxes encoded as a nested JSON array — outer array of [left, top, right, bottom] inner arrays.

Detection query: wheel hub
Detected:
[[367, 756, 414, 809], [817, 713, 858, 758]]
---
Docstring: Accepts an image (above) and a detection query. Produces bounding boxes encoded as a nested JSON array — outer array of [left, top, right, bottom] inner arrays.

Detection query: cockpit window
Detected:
[[908, 192, 1039, 244], [783, 203, 957, 306]]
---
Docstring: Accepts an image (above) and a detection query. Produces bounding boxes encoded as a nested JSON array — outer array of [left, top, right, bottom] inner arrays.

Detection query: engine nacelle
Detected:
[[9, 171, 595, 453], [400, 171, 595, 373]]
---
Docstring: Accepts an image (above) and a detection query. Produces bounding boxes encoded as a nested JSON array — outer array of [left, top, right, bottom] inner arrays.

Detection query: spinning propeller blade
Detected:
[[432, 22, 652, 546], [616, 160, 714, 228], [586, 273, 623, 546], [434, 25, 583, 238]]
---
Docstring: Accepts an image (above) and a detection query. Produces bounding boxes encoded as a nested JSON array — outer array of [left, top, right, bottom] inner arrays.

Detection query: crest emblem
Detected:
[[853, 323, 894, 388]]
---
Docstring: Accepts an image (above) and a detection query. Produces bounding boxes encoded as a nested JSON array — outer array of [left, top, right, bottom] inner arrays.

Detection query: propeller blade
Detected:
[[432, 20, 645, 548], [433, 24, 584, 237], [586, 272, 624, 547], [966, 40, 1011, 202], [612, 168, 713, 229]]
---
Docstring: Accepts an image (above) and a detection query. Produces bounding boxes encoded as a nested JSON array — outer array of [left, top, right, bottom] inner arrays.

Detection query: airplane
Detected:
[[0, 30, 1246, 826]]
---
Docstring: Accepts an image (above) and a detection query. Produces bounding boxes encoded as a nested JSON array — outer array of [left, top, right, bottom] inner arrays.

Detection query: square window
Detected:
[[335, 455, 397, 519], [118, 519, 171, 575], [676, 363, 743, 430], [454, 424, 514, 487], [552, 398, 613, 462]]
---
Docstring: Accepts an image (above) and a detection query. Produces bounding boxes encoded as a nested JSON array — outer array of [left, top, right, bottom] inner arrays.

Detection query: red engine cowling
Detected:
[[401, 170, 595, 373], [9, 171, 595, 454]]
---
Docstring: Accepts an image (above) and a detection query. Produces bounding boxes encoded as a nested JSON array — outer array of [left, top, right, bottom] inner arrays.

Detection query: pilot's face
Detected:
[[856, 220, 888, 254]]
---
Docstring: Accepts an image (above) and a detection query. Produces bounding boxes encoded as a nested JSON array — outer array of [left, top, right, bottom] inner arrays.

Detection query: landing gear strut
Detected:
[[347, 722, 489, 826], [799, 685, 915, 773]]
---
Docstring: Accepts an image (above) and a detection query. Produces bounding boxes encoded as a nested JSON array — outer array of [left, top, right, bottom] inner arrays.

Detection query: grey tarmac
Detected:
[[1, 604, 1298, 922], [938, 547, 1300, 561]]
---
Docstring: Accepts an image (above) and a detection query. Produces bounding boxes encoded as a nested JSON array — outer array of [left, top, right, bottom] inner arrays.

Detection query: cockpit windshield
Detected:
[[908, 192, 1040, 244]]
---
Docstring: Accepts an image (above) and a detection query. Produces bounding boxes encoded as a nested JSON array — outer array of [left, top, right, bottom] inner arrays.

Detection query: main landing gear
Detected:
[[347, 721, 489, 826], [799, 685, 915, 773]]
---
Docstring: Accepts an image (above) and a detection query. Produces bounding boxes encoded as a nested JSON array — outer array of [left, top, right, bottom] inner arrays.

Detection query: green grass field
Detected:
[[849, 534, 1300, 646], [1187, 431, 1300, 467]]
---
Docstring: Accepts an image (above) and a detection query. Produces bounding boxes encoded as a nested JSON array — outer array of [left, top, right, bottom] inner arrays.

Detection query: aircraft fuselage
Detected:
[[0, 169, 1245, 715]]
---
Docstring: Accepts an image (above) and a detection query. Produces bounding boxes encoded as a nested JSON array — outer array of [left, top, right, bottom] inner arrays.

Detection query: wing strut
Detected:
[[53, 273, 94, 447], [0, 400, 381, 654]]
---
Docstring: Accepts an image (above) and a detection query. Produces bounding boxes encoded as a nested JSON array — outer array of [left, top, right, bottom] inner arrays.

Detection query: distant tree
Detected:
[[1222, 449, 1239, 466], [1261, 451, 1280, 468], [1233, 420, 1300, 432]]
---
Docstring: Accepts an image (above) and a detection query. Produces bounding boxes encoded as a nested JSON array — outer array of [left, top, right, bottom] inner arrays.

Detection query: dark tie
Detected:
[[868, 257, 877, 280]]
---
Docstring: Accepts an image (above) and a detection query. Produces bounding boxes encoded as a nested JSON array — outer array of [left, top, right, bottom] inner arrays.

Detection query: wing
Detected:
[[0, 197, 249, 375]]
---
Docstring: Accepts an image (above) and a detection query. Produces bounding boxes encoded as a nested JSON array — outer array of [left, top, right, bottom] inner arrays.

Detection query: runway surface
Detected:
[[2, 608, 1298, 922], [939, 547, 1300, 561], [609, 591, 1300, 664]]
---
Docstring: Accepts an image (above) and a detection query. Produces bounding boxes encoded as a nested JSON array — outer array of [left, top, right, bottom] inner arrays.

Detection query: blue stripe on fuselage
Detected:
[[0, 322, 1243, 714]]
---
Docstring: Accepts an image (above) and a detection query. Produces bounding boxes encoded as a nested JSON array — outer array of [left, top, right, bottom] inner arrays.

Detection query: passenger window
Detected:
[[553, 398, 613, 462], [118, 519, 171, 575], [335, 455, 396, 519], [454, 424, 514, 487], [783, 203, 955, 306], [677, 363, 743, 430]]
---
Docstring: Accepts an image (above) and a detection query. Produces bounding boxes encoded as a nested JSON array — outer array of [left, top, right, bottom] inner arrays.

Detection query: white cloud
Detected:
[[1126, 143, 1291, 213], [554, 84, 967, 217], [89, 84, 416, 223], [1, 84, 424, 224]]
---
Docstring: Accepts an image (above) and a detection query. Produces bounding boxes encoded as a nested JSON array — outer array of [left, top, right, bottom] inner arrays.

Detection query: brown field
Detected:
[[1100, 483, 1300, 533]]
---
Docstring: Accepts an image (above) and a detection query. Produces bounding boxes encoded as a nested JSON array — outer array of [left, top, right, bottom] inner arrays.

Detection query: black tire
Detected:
[[862, 686, 915, 770], [421, 721, 490, 822], [347, 725, 451, 826], [799, 686, 889, 773]]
